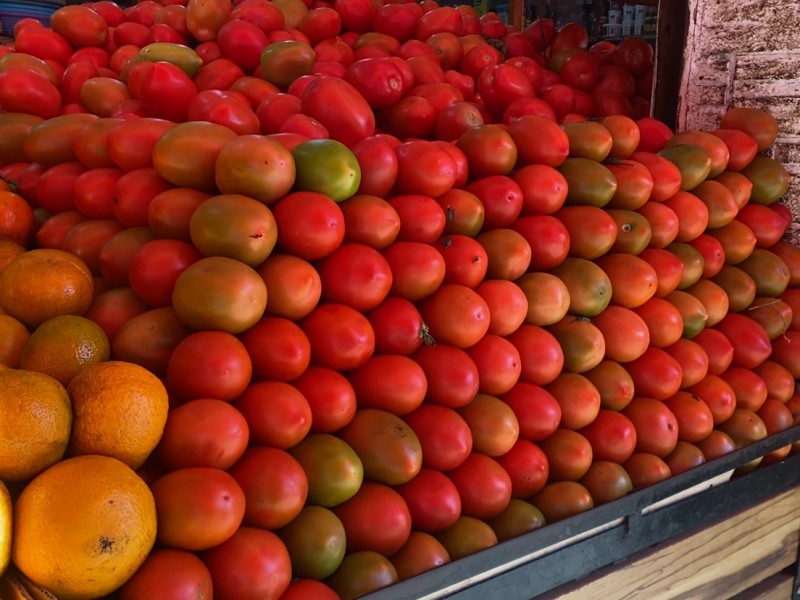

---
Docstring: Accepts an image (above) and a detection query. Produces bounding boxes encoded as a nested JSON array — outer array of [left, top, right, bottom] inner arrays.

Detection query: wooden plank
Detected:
[[731, 572, 796, 600], [554, 487, 800, 600]]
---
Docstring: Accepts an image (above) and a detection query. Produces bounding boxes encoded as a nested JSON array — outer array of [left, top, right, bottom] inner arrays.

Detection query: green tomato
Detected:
[[292, 139, 362, 203]]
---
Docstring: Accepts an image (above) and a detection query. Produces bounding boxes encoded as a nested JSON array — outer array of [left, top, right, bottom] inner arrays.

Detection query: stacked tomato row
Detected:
[[1, 1, 799, 599]]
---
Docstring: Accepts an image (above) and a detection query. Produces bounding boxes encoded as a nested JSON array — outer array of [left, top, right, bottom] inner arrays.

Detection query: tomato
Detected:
[[214, 134, 296, 204], [348, 354, 427, 415], [290, 367, 356, 434], [420, 284, 490, 349], [401, 405, 473, 474], [234, 383, 310, 451], [736, 204, 789, 248], [720, 366, 768, 412], [549, 257, 613, 318], [278, 506, 345, 580], [394, 468, 461, 535], [537, 428, 593, 482], [552, 205, 615, 261], [349, 136, 399, 199], [202, 527, 291, 600], [0, 70, 61, 120], [152, 467, 245, 551], [280, 579, 340, 600], [544, 372, 601, 433], [153, 121, 237, 193], [622, 397, 679, 458], [367, 298, 429, 358], [271, 191, 345, 260], [435, 235, 488, 289], [229, 447, 308, 531], [595, 253, 657, 309], [156, 398, 249, 471], [166, 330, 252, 403], [289, 433, 363, 507], [635, 258, 684, 311], [719, 106, 778, 152], [622, 453, 671, 489], [299, 75, 375, 147], [447, 452, 512, 520], [664, 337, 710, 388], [240, 318, 310, 382], [331, 481, 413, 557], [583, 361, 635, 413], [410, 344, 479, 409], [111, 307, 191, 378], [61, 219, 124, 276], [663, 441, 706, 475], [454, 393, 519, 457], [718, 408, 768, 449], [625, 347, 684, 402], [499, 382, 561, 443], [507, 324, 565, 386], [391, 140, 458, 198], [628, 297, 683, 348], [119, 549, 213, 600], [85, 287, 149, 342], [126, 239, 199, 308], [324, 551, 397, 600], [660, 391, 714, 443], [754, 360, 795, 403], [474, 279, 527, 337], [696, 430, 737, 461], [455, 124, 518, 179], [770, 330, 800, 378], [715, 312, 772, 369], [558, 158, 618, 208], [390, 531, 451, 582]]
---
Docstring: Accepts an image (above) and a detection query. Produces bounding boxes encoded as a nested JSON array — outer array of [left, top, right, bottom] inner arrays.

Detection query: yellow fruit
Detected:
[[0, 481, 10, 577], [0, 249, 93, 329], [67, 361, 169, 469], [0, 314, 30, 368], [18, 314, 109, 387], [13, 455, 157, 600], [0, 369, 72, 482]]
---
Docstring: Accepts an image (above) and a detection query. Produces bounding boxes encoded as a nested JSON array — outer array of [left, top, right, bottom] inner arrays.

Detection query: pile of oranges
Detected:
[[0, 243, 168, 599]]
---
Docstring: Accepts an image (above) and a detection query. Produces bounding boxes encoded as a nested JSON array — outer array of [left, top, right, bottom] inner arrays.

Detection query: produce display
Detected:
[[0, 0, 798, 599]]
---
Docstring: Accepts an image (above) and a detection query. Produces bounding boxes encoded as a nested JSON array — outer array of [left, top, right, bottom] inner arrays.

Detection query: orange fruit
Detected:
[[12, 454, 157, 600], [0, 249, 94, 329], [67, 361, 169, 469], [0, 314, 30, 368], [0, 190, 35, 247], [19, 315, 109, 387], [0, 240, 25, 275], [0, 369, 72, 482], [0, 481, 10, 576]]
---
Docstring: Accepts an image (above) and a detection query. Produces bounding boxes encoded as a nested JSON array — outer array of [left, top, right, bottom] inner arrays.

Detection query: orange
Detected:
[[67, 361, 169, 469], [0, 315, 30, 368], [0, 369, 72, 482], [0, 481, 9, 577], [0, 240, 25, 276], [0, 249, 94, 329], [19, 315, 109, 387], [12, 455, 157, 600], [0, 190, 35, 247]]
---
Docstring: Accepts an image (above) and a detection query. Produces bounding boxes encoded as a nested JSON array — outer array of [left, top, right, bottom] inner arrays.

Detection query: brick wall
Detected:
[[676, 0, 800, 237]]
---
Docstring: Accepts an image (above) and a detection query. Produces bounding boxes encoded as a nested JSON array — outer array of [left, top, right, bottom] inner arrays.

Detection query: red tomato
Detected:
[[579, 408, 637, 463], [301, 75, 375, 147], [128, 239, 200, 308], [475, 279, 528, 337], [512, 215, 570, 270], [421, 284, 490, 349], [507, 324, 565, 386], [367, 297, 428, 356], [623, 453, 672, 489], [383, 241, 446, 302], [447, 452, 512, 520], [411, 343, 480, 408], [59, 219, 123, 276], [538, 428, 593, 481], [202, 527, 292, 600], [396, 468, 461, 535], [152, 467, 245, 551], [345, 57, 408, 110], [404, 404, 473, 472], [272, 192, 345, 261], [300, 303, 375, 371], [332, 482, 412, 556], [291, 366, 356, 433], [662, 390, 715, 443], [495, 439, 549, 498], [622, 397, 679, 458], [393, 140, 458, 197], [234, 382, 311, 449], [714, 312, 772, 369], [624, 347, 684, 401], [230, 447, 308, 530], [351, 135, 400, 198], [347, 355, 427, 415], [156, 398, 249, 471], [501, 382, 562, 442], [119, 549, 213, 600], [239, 317, 311, 382], [317, 243, 393, 312]]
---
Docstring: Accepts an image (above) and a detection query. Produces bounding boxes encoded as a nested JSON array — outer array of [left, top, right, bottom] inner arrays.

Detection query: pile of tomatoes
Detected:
[[1, 0, 799, 598]]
